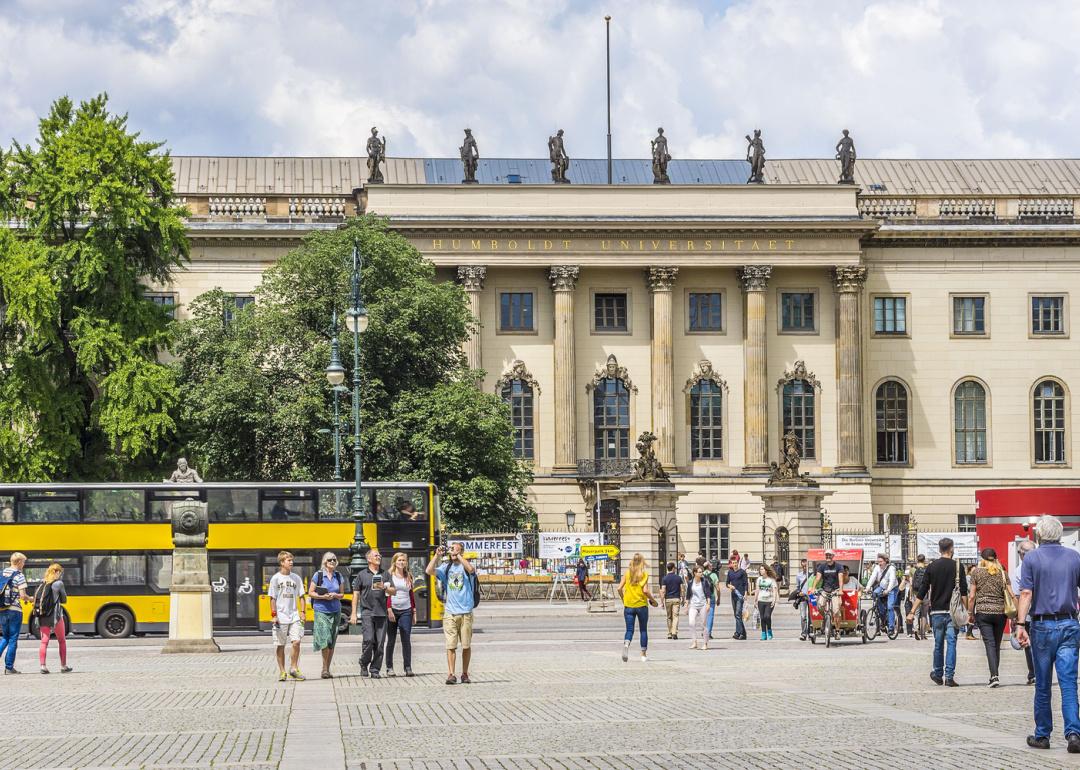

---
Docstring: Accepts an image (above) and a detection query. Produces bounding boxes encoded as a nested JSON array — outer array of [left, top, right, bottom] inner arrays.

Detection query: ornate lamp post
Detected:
[[322, 311, 350, 482], [565, 509, 577, 531], [325, 241, 369, 575]]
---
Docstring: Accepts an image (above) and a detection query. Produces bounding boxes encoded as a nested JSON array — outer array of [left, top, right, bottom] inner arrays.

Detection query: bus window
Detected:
[[83, 555, 147, 586], [148, 555, 172, 593], [262, 553, 314, 593], [24, 559, 82, 586], [85, 489, 146, 522], [374, 489, 428, 522], [17, 491, 80, 522], [317, 489, 354, 520], [207, 489, 259, 521], [261, 490, 315, 521], [149, 489, 203, 522], [0, 496, 13, 523]]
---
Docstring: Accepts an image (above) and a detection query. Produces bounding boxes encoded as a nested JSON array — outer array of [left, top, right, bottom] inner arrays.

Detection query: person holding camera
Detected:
[[349, 548, 395, 679], [426, 542, 476, 685]]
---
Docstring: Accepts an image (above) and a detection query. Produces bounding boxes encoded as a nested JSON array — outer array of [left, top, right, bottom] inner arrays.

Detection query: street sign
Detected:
[[580, 544, 619, 560], [584, 554, 608, 562]]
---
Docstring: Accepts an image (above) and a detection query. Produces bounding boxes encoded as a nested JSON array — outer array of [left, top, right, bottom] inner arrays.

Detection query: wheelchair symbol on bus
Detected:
[[212, 577, 228, 593], [237, 577, 254, 595]]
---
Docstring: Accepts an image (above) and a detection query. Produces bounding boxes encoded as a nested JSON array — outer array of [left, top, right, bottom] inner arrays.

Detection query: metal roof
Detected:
[[170, 156, 1080, 196]]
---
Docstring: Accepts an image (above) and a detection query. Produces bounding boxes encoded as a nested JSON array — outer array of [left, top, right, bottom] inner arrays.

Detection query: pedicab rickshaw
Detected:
[[804, 548, 868, 647]]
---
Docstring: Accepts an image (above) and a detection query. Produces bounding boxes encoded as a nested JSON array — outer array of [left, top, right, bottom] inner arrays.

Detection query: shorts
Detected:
[[443, 612, 474, 650], [273, 619, 303, 646]]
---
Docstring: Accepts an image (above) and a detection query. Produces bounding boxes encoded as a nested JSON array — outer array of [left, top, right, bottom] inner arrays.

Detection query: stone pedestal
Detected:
[[162, 547, 220, 654], [609, 481, 689, 589], [752, 487, 834, 565]]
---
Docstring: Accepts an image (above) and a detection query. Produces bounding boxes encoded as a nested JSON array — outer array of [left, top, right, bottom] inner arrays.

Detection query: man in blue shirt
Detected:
[[1016, 515, 1080, 751], [725, 558, 749, 640], [426, 542, 476, 685]]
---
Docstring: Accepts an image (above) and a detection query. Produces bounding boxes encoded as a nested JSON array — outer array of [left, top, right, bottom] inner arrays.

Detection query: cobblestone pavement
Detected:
[[1, 603, 1076, 769]]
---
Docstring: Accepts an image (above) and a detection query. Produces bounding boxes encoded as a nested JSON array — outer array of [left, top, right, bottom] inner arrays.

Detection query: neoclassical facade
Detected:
[[157, 155, 1080, 564]]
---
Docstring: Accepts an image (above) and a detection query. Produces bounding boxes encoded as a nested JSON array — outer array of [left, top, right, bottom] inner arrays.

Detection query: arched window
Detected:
[[690, 380, 723, 460], [594, 378, 630, 459], [954, 380, 987, 464], [500, 379, 534, 460], [875, 380, 909, 464], [1034, 379, 1067, 464], [782, 379, 815, 459]]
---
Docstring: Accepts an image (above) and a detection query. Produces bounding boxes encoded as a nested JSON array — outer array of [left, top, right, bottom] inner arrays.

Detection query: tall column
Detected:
[[457, 265, 486, 376], [739, 265, 772, 472], [834, 265, 868, 472], [550, 266, 580, 473], [647, 267, 678, 468]]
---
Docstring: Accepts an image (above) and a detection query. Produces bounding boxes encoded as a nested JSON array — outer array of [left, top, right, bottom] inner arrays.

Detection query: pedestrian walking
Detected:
[[660, 562, 684, 639], [309, 552, 346, 679], [350, 548, 395, 678], [794, 558, 810, 640], [704, 561, 720, 639], [754, 565, 778, 640], [907, 538, 969, 687], [866, 553, 899, 635], [910, 554, 930, 639], [34, 563, 71, 674], [676, 553, 689, 583], [964, 564, 978, 640], [1015, 515, 1080, 751], [575, 558, 592, 602], [0, 552, 32, 675], [684, 566, 713, 650], [967, 547, 1015, 687], [726, 557, 749, 640], [384, 552, 416, 677], [426, 542, 477, 685], [617, 552, 657, 662], [267, 551, 306, 681], [1012, 539, 1036, 685]]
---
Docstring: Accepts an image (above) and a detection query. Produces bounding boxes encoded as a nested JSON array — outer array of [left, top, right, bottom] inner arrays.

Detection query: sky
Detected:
[[2, 0, 1080, 160]]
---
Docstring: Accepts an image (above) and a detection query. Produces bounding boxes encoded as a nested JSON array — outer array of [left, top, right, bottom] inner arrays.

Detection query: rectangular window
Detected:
[[16, 491, 80, 522], [698, 514, 730, 564], [781, 292, 815, 332], [594, 293, 628, 332], [146, 293, 176, 319], [1032, 296, 1065, 335], [502, 381, 535, 460], [499, 292, 534, 332], [873, 296, 907, 335], [957, 514, 976, 533], [206, 489, 259, 522], [952, 296, 986, 335], [224, 294, 255, 325], [688, 292, 723, 332], [261, 490, 316, 521], [84, 489, 146, 522], [374, 488, 429, 522], [83, 555, 147, 586]]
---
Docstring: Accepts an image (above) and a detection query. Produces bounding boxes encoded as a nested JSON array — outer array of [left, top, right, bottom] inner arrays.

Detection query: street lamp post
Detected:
[[323, 310, 350, 482]]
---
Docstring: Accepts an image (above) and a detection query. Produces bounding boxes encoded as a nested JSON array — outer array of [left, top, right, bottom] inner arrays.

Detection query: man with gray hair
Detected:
[[1012, 539, 1037, 685], [1016, 515, 1080, 751]]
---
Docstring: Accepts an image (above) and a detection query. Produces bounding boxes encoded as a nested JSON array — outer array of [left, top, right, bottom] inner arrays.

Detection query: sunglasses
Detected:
[[326, 559, 338, 564]]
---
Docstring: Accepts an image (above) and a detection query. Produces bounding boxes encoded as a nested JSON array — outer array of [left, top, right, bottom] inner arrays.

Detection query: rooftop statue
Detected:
[[746, 129, 766, 184], [836, 129, 856, 185], [650, 128, 671, 184], [549, 129, 570, 184], [460, 128, 480, 184], [366, 127, 386, 184], [165, 457, 203, 484], [632, 431, 669, 482], [767, 431, 818, 487]]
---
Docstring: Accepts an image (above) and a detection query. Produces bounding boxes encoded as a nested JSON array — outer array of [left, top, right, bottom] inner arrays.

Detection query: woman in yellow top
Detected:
[[617, 552, 658, 662]]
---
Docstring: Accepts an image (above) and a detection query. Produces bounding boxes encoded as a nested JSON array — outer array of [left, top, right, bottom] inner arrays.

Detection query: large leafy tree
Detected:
[[0, 95, 188, 480], [175, 216, 531, 529]]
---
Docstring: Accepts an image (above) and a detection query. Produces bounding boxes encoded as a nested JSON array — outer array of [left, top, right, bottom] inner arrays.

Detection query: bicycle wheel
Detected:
[[864, 606, 879, 640], [824, 613, 833, 648], [887, 608, 901, 640]]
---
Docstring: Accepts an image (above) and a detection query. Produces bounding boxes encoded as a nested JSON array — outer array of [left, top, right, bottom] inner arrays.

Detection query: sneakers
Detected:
[[760, 632, 767, 641], [1067, 733, 1080, 753], [1027, 735, 1051, 749], [445, 674, 457, 685], [288, 669, 305, 681], [40, 667, 49, 675], [386, 669, 396, 677], [621, 642, 629, 662], [278, 671, 288, 682], [359, 669, 370, 678], [944, 678, 959, 687], [60, 666, 72, 674], [3, 668, 18, 675], [965, 633, 977, 641], [930, 673, 944, 685], [988, 676, 1000, 688], [767, 630, 773, 640], [405, 668, 414, 677], [370, 671, 381, 679], [460, 673, 471, 684], [1028, 674, 1036, 685], [640, 653, 648, 662]]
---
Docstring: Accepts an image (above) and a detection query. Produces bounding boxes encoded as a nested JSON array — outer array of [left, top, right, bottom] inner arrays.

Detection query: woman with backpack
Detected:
[[35, 563, 71, 674], [617, 552, 658, 663], [308, 551, 346, 679], [967, 547, 1016, 687]]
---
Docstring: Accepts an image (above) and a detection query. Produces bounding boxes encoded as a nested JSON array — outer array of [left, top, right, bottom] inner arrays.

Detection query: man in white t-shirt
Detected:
[[267, 551, 306, 681]]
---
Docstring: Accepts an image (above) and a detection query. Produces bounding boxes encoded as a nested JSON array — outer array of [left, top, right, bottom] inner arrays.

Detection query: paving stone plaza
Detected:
[[2, 602, 1072, 769]]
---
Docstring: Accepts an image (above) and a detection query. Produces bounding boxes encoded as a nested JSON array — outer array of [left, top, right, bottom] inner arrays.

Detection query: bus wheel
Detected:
[[338, 603, 352, 636], [97, 607, 134, 639], [28, 616, 40, 639]]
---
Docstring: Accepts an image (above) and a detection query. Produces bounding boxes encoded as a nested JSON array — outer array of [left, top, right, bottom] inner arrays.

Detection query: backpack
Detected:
[[436, 562, 481, 609], [314, 570, 345, 597], [911, 566, 929, 595], [32, 581, 57, 620], [0, 570, 20, 610]]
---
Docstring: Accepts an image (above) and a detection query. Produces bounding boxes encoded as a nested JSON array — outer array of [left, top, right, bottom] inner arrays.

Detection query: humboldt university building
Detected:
[[157, 153, 1080, 563]]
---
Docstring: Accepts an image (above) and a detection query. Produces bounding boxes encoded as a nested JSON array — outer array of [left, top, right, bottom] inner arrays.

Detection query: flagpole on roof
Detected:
[[605, 14, 613, 185]]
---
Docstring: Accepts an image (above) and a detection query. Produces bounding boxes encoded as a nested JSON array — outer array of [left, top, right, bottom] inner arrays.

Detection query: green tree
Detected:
[[175, 216, 532, 529], [0, 94, 188, 480]]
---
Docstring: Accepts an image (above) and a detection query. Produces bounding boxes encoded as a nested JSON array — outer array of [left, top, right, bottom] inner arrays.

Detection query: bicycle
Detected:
[[862, 588, 902, 641], [808, 590, 844, 648]]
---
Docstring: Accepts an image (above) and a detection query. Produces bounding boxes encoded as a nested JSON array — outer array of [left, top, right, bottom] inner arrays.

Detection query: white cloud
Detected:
[[2, 0, 1080, 159]]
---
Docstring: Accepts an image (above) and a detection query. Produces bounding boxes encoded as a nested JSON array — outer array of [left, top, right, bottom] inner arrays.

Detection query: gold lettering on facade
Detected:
[[544, 240, 553, 250], [432, 239, 443, 249], [508, 240, 518, 250], [562, 240, 571, 250], [768, 240, 777, 251], [420, 235, 803, 252], [619, 240, 630, 250], [703, 240, 712, 250], [491, 240, 499, 250], [668, 240, 678, 251], [471, 240, 481, 250], [452, 240, 461, 250], [527, 240, 535, 250], [651, 240, 661, 250], [686, 240, 695, 250], [751, 241, 760, 251], [786, 239, 795, 250], [734, 240, 744, 250], [601, 240, 612, 250]]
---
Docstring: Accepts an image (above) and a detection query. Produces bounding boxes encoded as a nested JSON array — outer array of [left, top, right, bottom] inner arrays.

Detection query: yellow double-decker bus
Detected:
[[0, 481, 443, 638]]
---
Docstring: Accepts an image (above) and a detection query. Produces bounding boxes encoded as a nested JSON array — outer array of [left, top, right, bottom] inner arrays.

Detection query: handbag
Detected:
[[949, 556, 969, 628], [1001, 569, 1018, 620]]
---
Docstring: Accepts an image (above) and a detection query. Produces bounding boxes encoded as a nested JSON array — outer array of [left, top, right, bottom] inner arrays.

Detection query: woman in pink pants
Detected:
[[36, 563, 71, 674]]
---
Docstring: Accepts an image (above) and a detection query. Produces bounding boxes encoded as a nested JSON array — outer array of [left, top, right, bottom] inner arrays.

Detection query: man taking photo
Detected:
[[426, 542, 476, 685]]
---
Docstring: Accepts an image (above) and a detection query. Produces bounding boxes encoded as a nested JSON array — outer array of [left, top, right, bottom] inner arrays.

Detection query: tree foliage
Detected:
[[0, 94, 188, 480], [175, 216, 532, 529]]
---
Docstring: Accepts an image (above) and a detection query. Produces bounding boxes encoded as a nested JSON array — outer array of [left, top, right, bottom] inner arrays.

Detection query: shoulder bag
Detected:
[[1001, 568, 1018, 620], [949, 557, 969, 628]]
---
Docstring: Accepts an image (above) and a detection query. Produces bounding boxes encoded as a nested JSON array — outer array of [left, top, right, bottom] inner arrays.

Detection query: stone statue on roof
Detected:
[[549, 129, 570, 184], [836, 129, 856, 185], [366, 127, 386, 184], [746, 129, 766, 184], [651, 128, 671, 184], [460, 128, 480, 184], [166, 457, 203, 484]]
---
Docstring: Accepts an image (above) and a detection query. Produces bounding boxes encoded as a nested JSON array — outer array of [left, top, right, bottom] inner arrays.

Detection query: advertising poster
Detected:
[[447, 536, 523, 554], [539, 532, 602, 560], [917, 532, 978, 560]]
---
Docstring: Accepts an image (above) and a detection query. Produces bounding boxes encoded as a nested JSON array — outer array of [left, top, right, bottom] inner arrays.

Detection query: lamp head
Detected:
[[565, 509, 576, 529], [325, 360, 346, 386], [346, 305, 369, 334]]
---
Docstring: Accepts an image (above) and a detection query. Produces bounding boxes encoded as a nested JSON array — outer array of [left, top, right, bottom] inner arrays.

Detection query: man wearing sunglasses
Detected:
[[309, 552, 346, 679]]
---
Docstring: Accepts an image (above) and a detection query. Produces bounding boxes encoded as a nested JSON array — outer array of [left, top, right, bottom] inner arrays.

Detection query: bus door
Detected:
[[210, 554, 259, 630], [373, 488, 433, 626]]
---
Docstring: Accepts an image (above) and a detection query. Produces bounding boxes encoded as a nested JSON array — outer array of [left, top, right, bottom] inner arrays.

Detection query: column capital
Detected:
[[548, 265, 580, 292], [645, 266, 679, 292], [833, 265, 868, 293], [738, 264, 773, 293], [456, 265, 487, 291]]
